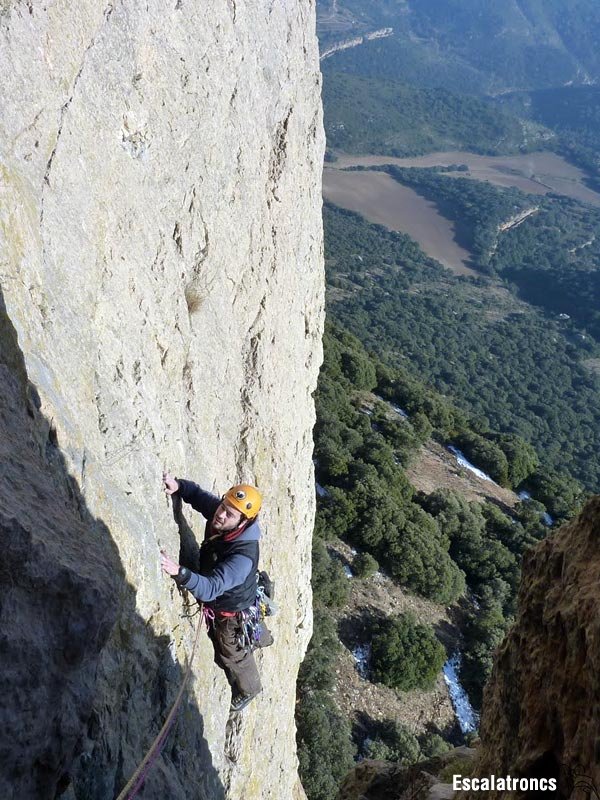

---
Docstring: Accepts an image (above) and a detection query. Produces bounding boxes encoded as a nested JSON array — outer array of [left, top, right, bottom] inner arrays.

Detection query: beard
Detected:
[[213, 518, 241, 532]]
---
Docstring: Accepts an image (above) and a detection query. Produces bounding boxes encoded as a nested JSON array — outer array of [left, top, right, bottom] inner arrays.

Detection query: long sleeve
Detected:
[[176, 479, 221, 520], [178, 553, 254, 603]]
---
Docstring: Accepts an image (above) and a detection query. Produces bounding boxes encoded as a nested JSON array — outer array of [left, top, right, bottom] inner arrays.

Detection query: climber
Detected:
[[160, 472, 272, 712]]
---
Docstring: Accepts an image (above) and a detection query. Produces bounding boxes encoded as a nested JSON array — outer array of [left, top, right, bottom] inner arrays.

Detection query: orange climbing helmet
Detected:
[[223, 484, 262, 519]]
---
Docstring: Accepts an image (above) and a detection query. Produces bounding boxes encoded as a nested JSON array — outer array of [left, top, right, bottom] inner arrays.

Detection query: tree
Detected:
[[420, 732, 452, 758], [341, 349, 378, 390], [311, 538, 350, 608], [371, 613, 447, 692], [454, 432, 510, 486], [460, 590, 510, 709], [364, 721, 421, 764], [297, 691, 356, 800], [492, 433, 539, 487], [522, 467, 586, 522], [298, 612, 341, 693], [353, 552, 379, 578]]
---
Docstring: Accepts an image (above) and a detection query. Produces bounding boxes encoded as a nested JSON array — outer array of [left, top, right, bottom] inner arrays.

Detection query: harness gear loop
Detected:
[[114, 604, 204, 800]]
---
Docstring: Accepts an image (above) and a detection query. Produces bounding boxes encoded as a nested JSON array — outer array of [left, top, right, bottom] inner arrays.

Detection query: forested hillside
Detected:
[[323, 73, 543, 157], [318, 0, 600, 93], [364, 165, 600, 340], [497, 86, 600, 188], [297, 323, 572, 799], [297, 204, 592, 798], [306, 5, 600, 798], [325, 202, 600, 494]]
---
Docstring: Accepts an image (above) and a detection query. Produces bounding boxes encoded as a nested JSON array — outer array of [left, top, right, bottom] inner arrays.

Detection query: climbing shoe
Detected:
[[230, 690, 261, 712]]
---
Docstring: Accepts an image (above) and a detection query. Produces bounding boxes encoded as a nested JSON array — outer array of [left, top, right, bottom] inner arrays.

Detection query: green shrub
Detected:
[[364, 720, 421, 764], [353, 552, 379, 578], [298, 612, 340, 693], [311, 538, 350, 608], [419, 732, 452, 758], [297, 690, 356, 800], [371, 613, 446, 692], [460, 589, 510, 709], [491, 433, 539, 487], [341, 349, 378, 391], [522, 467, 585, 522], [438, 756, 476, 783], [454, 432, 510, 486]]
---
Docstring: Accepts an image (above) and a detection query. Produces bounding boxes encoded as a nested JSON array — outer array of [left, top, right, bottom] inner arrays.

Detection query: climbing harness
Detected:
[[114, 603, 208, 800]]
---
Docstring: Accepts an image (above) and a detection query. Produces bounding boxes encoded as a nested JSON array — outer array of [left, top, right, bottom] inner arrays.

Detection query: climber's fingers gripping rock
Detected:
[[162, 472, 180, 495], [160, 549, 180, 576]]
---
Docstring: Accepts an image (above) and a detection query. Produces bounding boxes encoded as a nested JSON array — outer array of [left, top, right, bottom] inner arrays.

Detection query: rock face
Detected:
[[0, 3, 324, 799], [470, 497, 600, 798]]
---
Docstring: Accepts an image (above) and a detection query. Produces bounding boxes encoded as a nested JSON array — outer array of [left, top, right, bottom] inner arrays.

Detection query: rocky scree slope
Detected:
[[0, 2, 324, 798]]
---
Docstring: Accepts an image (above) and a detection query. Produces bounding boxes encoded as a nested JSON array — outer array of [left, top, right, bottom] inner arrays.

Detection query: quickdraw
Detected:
[[202, 604, 215, 629], [236, 585, 276, 651], [237, 605, 263, 651]]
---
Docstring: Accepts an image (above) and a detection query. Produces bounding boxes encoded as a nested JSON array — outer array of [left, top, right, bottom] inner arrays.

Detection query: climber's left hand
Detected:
[[160, 549, 180, 576]]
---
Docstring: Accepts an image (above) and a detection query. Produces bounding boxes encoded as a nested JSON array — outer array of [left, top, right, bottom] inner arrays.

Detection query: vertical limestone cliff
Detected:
[[0, 2, 324, 798], [466, 496, 600, 799]]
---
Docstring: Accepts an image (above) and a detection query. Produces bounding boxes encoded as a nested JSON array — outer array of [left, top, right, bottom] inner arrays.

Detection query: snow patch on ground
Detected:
[[390, 402, 409, 419], [374, 394, 409, 418], [447, 445, 494, 483], [443, 653, 479, 735], [353, 643, 371, 678]]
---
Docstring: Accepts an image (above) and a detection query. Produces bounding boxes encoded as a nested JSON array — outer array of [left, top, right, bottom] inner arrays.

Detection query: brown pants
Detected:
[[207, 614, 262, 697]]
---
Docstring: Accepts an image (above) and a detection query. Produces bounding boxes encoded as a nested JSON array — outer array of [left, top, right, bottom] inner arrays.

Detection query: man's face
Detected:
[[212, 500, 244, 531]]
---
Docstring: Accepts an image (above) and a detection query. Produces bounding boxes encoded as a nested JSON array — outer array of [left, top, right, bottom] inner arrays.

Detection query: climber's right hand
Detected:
[[163, 472, 180, 495]]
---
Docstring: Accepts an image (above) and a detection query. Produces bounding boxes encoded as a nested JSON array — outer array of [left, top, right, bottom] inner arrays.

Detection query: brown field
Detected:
[[331, 150, 600, 207], [322, 168, 477, 276]]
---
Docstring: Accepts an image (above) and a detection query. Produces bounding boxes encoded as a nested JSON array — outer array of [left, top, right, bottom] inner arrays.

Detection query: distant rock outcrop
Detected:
[[0, 2, 324, 798], [336, 746, 476, 800], [319, 28, 393, 61]]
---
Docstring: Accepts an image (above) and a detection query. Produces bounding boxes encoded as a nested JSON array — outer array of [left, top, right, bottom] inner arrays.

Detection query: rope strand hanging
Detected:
[[114, 603, 206, 800]]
